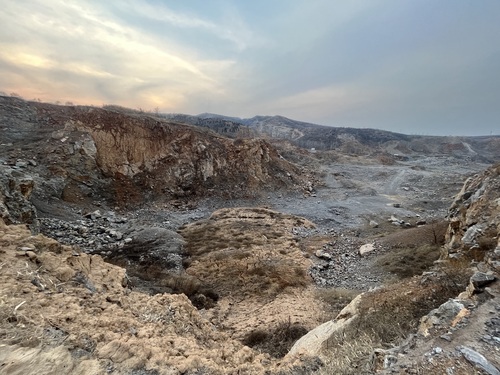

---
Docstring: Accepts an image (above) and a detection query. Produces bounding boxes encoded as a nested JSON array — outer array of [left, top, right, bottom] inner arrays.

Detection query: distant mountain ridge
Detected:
[[164, 112, 500, 162]]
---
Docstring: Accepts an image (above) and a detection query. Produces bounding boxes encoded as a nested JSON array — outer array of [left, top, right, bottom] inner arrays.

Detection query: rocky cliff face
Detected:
[[71, 109, 301, 201], [0, 96, 306, 208], [445, 163, 500, 260]]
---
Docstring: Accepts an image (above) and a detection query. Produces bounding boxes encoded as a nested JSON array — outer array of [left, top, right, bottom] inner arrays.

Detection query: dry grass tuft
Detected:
[[315, 287, 361, 318], [317, 332, 376, 375], [242, 318, 308, 358], [375, 244, 440, 279]]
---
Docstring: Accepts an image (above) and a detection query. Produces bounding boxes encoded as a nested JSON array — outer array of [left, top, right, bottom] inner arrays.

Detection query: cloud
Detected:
[[1, 0, 499, 135], [117, 0, 256, 51], [0, 0, 240, 110]]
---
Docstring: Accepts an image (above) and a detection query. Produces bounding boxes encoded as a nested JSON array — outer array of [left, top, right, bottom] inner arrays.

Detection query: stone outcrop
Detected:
[[444, 163, 500, 260]]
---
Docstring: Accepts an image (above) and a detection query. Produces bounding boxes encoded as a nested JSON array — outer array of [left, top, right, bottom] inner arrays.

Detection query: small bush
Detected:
[[477, 236, 497, 252]]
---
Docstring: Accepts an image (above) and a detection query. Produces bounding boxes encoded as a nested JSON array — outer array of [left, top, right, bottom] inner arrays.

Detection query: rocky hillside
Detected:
[[445, 163, 500, 259], [2, 161, 499, 374], [174, 113, 500, 161], [0, 169, 323, 374], [0, 218, 324, 375], [0, 96, 308, 209]]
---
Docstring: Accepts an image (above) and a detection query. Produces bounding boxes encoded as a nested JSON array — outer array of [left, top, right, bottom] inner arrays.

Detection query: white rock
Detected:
[[359, 243, 375, 256], [287, 294, 363, 357], [315, 250, 332, 260]]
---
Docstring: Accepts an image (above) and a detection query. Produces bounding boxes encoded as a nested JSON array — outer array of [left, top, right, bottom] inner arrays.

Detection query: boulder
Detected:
[[359, 243, 375, 256], [418, 299, 468, 336], [459, 346, 500, 375], [466, 272, 497, 295], [287, 294, 363, 357]]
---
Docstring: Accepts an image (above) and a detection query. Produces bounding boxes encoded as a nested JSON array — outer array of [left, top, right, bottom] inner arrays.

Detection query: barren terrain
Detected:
[[1, 96, 499, 374]]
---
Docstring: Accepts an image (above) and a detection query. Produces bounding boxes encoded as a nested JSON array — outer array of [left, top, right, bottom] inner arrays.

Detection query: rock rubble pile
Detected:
[[308, 234, 382, 290], [39, 210, 130, 255]]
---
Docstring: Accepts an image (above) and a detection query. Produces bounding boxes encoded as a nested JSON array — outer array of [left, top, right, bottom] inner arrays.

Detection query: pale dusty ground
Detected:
[[0, 218, 318, 374]]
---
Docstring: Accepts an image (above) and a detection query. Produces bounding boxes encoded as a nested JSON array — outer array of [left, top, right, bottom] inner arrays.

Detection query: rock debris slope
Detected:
[[286, 163, 500, 374]]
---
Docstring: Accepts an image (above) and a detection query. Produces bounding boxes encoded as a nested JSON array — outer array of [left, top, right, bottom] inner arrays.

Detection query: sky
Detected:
[[1, 1, 499, 136]]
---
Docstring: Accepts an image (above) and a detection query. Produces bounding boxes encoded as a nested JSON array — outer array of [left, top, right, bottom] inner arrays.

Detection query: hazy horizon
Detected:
[[1, 1, 499, 136]]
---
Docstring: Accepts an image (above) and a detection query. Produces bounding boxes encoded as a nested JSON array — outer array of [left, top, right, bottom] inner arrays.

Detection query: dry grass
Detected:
[[315, 287, 361, 318], [354, 269, 470, 346], [376, 220, 448, 246], [316, 332, 376, 375], [242, 318, 308, 358], [371, 220, 449, 281], [178, 208, 313, 300], [318, 263, 473, 374], [185, 251, 309, 299], [375, 244, 440, 279], [179, 208, 306, 257], [0, 300, 44, 348], [0, 225, 71, 348], [476, 225, 498, 252]]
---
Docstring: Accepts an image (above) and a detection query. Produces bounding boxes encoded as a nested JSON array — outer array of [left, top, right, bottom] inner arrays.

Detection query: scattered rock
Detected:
[[419, 299, 467, 336], [359, 243, 375, 256], [315, 250, 333, 260], [459, 346, 500, 375], [470, 272, 497, 288]]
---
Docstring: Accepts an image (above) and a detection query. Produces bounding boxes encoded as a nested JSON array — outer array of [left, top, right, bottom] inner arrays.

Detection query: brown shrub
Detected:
[[375, 244, 440, 279], [242, 318, 308, 358]]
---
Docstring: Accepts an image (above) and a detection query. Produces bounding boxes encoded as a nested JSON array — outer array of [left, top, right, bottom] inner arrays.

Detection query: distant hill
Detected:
[[164, 113, 500, 162]]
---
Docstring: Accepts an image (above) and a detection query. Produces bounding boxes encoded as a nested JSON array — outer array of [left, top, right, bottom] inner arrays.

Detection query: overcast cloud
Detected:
[[1, 0, 499, 135]]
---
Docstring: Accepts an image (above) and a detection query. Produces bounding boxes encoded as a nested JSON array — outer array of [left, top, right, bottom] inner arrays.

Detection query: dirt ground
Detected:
[[0, 218, 325, 374]]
